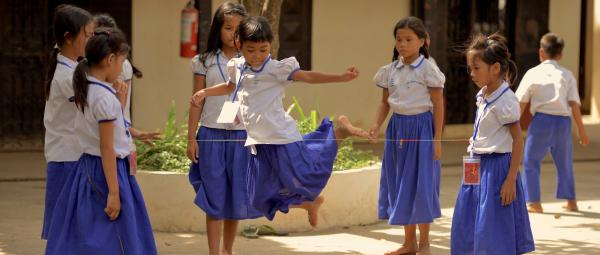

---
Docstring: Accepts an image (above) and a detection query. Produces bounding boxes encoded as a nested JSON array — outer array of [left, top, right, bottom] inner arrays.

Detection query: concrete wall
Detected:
[[549, 0, 581, 85], [591, 0, 600, 121]]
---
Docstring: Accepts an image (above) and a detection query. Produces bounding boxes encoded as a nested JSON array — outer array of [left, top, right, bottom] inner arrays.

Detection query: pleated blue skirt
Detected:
[[378, 112, 441, 225], [248, 118, 337, 220], [451, 153, 535, 255], [45, 153, 157, 255], [41, 161, 78, 240], [189, 126, 262, 220]]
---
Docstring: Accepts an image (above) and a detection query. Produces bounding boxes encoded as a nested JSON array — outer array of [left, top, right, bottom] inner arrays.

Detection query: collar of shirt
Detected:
[[87, 76, 116, 95], [476, 81, 510, 103], [57, 53, 78, 69], [395, 54, 425, 69], [243, 55, 272, 73]]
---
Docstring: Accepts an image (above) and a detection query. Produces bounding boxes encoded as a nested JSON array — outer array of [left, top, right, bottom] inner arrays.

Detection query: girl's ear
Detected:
[[106, 53, 116, 66], [419, 38, 425, 48], [64, 32, 72, 45], [491, 62, 501, 75]]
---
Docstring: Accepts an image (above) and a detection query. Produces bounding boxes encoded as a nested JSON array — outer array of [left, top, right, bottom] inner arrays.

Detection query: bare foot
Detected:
[[307, 196, 325, 227], [563, 200, 578, 212], [416, 244, 431, 255], [335, 115, 369, 139], [384, 244, 418, 255], [527, 202, 543, 213]]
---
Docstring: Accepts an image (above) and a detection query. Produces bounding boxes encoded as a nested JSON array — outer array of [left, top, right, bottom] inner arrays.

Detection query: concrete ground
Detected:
[[1, 123, 599, 254]]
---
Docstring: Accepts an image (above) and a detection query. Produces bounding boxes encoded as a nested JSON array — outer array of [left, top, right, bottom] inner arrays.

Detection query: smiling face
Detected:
[[466, 50, 501, 88], [395, 27, 424, 61], [220, 14, 244, 50], [239, 40, 271, 68]]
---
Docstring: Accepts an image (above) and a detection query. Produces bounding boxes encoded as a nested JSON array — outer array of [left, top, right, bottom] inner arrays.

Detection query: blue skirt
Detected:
[[45, 154, 157, 255], [248, 118, 338, 220], [41, 161, 78, 240], [189, 127, 262, 220], [378, 112, 441, 225], [451, 153, 535, 255]]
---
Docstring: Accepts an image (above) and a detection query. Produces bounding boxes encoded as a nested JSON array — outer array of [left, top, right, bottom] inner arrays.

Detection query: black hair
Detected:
[[45, 4, 92, 100], [467, 32, 518, 85], [73, 27, 130, 113], [236, 16, 274, 45], [200, 1, 247, 65], [93, 13, 143, 78], [540, 33, 564, 59], [392, 16, 430, 61]]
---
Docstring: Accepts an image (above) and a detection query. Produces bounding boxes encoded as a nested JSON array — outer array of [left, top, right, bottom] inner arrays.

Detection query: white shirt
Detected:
[[468, 82, 521, 154], [118, 59, 134, 125], [43, 54, 82, 162], [192, 50, 244, 130], [227, 56, 302, 146], [75, 76, 132, 158], [373, 54, 445, 115], [515, 60, 580, 116]]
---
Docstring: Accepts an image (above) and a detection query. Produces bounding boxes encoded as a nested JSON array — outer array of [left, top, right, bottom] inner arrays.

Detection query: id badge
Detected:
[[462, 155, 480, 185], [217, 101, 241, 124], [129, 150, 138, 175]]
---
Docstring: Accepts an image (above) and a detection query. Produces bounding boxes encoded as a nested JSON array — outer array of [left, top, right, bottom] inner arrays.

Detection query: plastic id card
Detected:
[[217, 101, 241, 124], [462, 155, 480, 185]]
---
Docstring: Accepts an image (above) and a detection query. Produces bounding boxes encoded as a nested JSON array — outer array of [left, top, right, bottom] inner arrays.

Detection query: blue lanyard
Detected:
[[472, 86, 510, 140], [57, 60, 74, 69], [230, 65, 247, 102], [89, 81, 131, 137], [215, 52, 228, 83]]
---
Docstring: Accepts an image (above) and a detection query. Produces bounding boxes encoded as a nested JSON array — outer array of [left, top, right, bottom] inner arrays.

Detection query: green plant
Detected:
[[135, 101, 191, 172]]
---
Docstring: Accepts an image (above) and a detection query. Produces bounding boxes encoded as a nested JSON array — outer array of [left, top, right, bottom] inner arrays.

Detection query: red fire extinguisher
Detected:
[[180, 0, 198, 58]]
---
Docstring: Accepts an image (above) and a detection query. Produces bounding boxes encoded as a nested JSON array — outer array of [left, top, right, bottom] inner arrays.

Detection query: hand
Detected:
[[340, 67, 359, 82], [191, 90, 207, 107], [579, 131, 589, 147], [104, 192, 121, 221], [368, 124, 380, 142], [500, 176, 517, 206], [131, 129, 161, 146], [187, 140, 199, 163], [433, 140, 442, 160], [113, 80, 128, 99]]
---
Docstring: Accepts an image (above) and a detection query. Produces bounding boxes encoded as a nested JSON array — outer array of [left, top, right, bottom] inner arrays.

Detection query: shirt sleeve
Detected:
[[515, 71, 532, 103], [493, 96, 520, 125], [93, 95, 120, 123], [566, 72, 581, 105], [191, 54, 208, 76], [373, 64, 391, 89], [423, 61, 445, 88], [274, 57, 301, 82]]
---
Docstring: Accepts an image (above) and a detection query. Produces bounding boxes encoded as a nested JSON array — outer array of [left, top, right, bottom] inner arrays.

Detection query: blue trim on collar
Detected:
[[89, 81, 116, 95], [247, 55, 271, 73], [396, 55, 425, 69], [57, 61, 74, 69]]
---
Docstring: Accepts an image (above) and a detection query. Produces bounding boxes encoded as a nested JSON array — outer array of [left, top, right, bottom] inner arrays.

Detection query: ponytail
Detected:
[[45, 47, 60, 100], [73, 59, 90, 113], [506, 58, 518, 86]]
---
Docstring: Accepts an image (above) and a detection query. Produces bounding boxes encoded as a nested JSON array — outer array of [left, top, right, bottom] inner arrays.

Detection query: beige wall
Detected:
[[591, 0, 600, 120], [132, 0, 410, 131], [132, 0, 195, 131], [549, 0, 581, 82]]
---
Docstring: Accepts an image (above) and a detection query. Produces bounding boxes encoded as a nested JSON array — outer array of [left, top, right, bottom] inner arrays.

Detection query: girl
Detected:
[[42, 4, 93, 240], [44, 27, 157, 255], [185, 3, 261, 255], [368, 17, 444, 255], [94, 13, 160, 173], [191, 16, 368, 228], [450, 33, 535, 255]]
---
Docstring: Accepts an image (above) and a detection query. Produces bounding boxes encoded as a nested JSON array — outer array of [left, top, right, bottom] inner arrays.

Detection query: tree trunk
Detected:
[[239, 0, 282, 59]]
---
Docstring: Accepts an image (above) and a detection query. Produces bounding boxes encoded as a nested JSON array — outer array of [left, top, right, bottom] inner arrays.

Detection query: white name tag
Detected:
[[462, 155, 481, 185], [217, 101, 241, 124]]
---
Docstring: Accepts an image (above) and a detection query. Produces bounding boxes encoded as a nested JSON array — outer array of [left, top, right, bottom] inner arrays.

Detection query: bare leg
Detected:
[[334, 115, 369, 146], [563, 199, 578, 211], [221, 220, 239, 255], [290, 195, 325, 227], [527, 202, 544, 213], [417, 224, 431, 255], [206, 215, 223, 255], [385, 224, 418, 255]]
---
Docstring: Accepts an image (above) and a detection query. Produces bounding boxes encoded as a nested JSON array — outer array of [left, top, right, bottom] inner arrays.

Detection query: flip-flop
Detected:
[[241, 225, 259, 239], [257, 225, 288, 236]]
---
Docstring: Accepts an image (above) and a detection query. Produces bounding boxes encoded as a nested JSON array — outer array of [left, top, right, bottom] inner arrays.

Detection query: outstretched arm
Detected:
[[290, 67, 359, 84]]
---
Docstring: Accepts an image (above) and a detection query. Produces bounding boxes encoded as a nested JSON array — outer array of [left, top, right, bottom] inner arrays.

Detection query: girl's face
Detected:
[[220, 14, 244, 49], [68, 21, 94, 57], [395, 27, 424, 59], [239, 41, 271, 68], [466, 51, 500, 88], [105, 53, 127, 83]]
